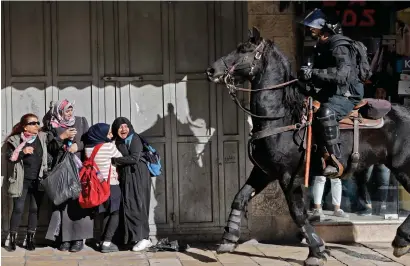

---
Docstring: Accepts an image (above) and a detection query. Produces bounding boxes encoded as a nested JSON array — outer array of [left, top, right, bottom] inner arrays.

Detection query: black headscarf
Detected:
[[86, 123, 112, 147], [111, 117, 135, 144]]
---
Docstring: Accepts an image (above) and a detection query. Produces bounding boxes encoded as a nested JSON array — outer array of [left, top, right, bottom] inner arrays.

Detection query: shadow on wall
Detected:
[[0, 77, 219, 245]]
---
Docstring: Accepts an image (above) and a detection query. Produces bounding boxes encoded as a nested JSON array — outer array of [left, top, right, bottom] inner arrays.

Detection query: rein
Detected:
[[224, 73, 299, 120]]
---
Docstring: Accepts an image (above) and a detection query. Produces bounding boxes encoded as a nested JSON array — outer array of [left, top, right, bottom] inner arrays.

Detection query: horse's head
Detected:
[[206, 27, 266, 84]]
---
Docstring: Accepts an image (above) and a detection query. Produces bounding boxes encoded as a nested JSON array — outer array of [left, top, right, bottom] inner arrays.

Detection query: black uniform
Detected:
[[307, 34, 364, 176]]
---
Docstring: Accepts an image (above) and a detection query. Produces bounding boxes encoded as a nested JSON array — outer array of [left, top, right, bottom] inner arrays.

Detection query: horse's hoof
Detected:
[[304, 256, 326, 266], [216, 243, 237, 254], [393, 246, 410, 258]]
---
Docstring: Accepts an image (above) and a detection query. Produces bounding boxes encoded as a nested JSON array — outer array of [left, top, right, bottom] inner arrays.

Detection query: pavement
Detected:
[[1, 242, 410, 266]]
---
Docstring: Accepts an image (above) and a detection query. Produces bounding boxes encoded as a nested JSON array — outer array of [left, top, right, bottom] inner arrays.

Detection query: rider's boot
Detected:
[[301, 224, 328, 266], [316, 107, 344, 178], [217, 184, 254, 254]]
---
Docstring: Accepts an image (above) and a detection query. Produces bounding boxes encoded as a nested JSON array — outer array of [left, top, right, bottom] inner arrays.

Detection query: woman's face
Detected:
[[63, 107, 73, 121], [107, 130, 113, 140], [24, 117, 40, 134], [117, 124, 129, 139]]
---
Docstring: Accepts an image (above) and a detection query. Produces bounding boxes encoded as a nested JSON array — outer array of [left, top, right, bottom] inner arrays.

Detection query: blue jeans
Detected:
[[357, 164, 390, 208]]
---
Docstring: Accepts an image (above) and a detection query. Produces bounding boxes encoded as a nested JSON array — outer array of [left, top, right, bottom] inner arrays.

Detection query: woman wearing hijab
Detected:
[[111, 117, 152, 252], [84, 123, 123, 253], [44, 99, 91, 252], [5, 114, 49, 251]]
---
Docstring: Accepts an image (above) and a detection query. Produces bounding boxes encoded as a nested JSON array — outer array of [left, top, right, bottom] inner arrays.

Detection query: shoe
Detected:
[[101, 242, 119, 253], [59, 241, 71, 251], [69, 240, 84, 252], [357, 208, 372, 216], [379, 204, 387, 216], [311, 208, 325, 221], [8, 232, 17, 252], [26, 232, 36, 251], [132, 239, 152, 252], [334, 209, 349, 218]]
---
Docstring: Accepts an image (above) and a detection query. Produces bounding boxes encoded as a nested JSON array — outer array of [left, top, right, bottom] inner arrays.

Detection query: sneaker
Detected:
[[334, 209, 349, 218], [101, 242, 119, 253], [379, 204, 387, 216], [311, 208, 325, 221], [132, 239, 152, 252], [357, 208, 372, 216]]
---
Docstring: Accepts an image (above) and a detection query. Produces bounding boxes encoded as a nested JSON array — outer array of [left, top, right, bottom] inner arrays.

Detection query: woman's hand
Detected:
[[23, 147, 34, 155], [60, 128, 77, 140], [68, 143, 78, 153]]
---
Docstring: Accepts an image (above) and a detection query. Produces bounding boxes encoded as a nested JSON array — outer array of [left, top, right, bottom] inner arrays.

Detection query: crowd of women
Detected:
[[5, 99, 152, 253]]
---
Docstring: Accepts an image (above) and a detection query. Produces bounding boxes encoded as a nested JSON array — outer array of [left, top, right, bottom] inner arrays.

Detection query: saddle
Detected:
[[309, 98, 391, 179], [312, 98, 390, 130]]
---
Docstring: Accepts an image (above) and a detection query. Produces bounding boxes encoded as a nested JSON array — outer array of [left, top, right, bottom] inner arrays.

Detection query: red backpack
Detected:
[[78, 143, 111, 209]]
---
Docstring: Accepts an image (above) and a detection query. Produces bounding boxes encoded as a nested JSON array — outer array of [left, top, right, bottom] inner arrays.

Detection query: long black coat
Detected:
[[114, 134, 151, 244], [44, 116, 93, 242]]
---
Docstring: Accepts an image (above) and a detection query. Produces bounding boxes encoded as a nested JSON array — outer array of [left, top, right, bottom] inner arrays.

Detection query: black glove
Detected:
[[298, 66, 313, 82]]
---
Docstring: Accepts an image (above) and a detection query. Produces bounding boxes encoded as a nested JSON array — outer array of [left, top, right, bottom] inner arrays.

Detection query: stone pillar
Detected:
[[247, 1, 300, 242], [248, 1, 299, 72]]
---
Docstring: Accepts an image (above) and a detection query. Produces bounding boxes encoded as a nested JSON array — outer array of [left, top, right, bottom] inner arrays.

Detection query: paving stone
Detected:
[[214, 253, 256, 264], [146, 251, 179, 259], [25, 247, 56, 256], [180, 262, 222, 266], [105, 259, 149, 266], [26, 261, 79, 266], [1, 257, 26, 266], [361, 242, 410, 266], [1, 246, 26, 257], [176, 248, 217, 262], [26, 255, 62, 261], [149, 258, 182, 266]]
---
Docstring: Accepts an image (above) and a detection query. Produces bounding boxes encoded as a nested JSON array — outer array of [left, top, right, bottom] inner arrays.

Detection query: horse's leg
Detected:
[[279, 173, 327, 266], [217, 166, 272, 254], [389, 167, 410, 257]]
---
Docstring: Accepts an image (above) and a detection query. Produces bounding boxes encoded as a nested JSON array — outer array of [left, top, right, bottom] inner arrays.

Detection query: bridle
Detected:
[[220, 40, 299, 120]]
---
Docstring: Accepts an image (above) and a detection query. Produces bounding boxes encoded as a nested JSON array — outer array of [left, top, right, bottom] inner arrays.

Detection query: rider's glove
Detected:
[[298, 66, 313, 82]]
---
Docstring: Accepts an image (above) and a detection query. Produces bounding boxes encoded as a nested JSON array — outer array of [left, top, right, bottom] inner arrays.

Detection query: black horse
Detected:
[[206, 27, 410, 266]]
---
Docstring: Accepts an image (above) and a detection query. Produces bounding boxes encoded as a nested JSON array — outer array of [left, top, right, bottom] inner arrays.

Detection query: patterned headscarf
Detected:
[[50, 99, 75, 128]]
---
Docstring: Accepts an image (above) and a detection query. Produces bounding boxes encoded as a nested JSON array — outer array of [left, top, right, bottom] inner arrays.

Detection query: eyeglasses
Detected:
[[26, 121, 40, 126]]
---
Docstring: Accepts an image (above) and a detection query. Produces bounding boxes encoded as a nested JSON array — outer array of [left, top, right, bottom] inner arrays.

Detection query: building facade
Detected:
[[2, 1, 408, 244]]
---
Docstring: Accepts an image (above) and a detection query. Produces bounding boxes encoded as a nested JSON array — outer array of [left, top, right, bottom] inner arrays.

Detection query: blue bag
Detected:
[[125, 133, 162, 177]]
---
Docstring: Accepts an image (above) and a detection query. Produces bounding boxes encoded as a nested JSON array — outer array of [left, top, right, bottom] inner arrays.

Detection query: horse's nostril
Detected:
[[206, 68, 215, 76]]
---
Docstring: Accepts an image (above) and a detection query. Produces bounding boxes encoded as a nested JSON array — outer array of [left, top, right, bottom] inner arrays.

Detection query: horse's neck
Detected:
[[250, 69, 302, 130], [250, 77, 288, 129]]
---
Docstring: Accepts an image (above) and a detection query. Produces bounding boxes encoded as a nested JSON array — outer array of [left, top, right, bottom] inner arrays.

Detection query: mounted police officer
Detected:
[[298, 8, 364, 178]]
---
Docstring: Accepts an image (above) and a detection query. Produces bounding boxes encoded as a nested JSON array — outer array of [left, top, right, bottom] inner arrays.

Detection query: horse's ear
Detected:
[[248, 26, 262, 44]]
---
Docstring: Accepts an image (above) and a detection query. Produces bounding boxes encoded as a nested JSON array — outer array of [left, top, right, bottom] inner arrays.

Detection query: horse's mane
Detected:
[[262, 40, 304, 122]]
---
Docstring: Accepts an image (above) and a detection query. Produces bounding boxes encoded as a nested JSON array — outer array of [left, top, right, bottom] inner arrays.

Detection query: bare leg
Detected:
[[217, 167, 272, 254], [279, 173, 328, 266]]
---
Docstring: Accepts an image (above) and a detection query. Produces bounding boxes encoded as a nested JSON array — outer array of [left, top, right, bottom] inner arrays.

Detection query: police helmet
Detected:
[[301, 8, 342, 35], [301, 8, 326, 29]]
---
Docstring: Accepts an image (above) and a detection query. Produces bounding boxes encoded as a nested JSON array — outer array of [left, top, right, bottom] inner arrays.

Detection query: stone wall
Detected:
[[246, 1, 300, 242]]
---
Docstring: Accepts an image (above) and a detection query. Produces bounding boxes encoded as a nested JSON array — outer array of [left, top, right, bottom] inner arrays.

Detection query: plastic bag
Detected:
[[147, 238, 189, 252], [41, 152, 82, 206]]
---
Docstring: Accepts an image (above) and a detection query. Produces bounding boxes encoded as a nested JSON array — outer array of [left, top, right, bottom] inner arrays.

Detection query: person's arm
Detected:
[[312, 45, 353, 85], [110, 144, 123, 159], [111, 136, 141, 166], [76, 117, 89, 152], [6, 142, 25, 163], [46, 128, 65, 156]]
